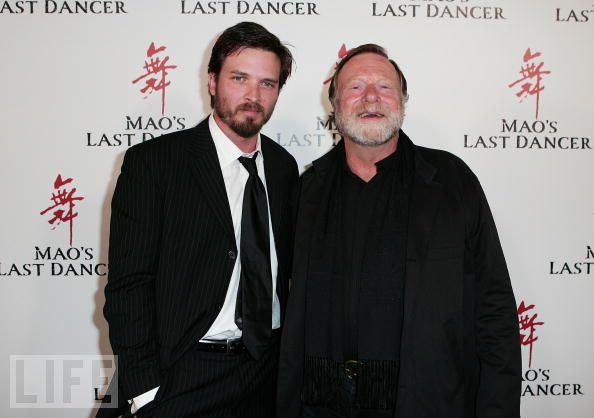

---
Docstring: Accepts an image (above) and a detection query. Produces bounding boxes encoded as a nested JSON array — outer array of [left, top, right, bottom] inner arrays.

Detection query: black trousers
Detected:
[[302, 405, 393, 418], [133, 340, 279, 418]]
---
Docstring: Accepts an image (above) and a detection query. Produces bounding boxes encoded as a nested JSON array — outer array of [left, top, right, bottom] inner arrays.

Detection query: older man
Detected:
[[277, 44, 521, 418], [104, 22, 298, 418]]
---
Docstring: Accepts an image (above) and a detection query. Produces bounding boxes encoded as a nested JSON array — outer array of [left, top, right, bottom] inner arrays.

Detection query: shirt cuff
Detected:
[[129, 386, 160, 414]]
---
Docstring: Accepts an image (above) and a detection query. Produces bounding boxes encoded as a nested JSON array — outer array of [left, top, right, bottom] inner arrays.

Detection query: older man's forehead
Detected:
[[338, 53, 400, 83]]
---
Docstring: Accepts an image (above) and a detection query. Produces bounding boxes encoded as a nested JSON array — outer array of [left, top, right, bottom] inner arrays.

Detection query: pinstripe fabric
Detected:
[[103, 118, 298, 416], [135, 338, 280, 418]]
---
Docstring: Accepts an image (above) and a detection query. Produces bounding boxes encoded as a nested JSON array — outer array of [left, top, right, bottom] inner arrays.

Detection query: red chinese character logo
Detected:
[[132, 42, 177, 115], [517, 300, 545, 368], [323, 43, 352, 85], [508, 48, 551, 119], [40, 174, 85, 246]]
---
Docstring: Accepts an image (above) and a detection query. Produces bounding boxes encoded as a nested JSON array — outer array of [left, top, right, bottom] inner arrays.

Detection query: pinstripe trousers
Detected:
[[132, 339, 280, 418], [131, 338, 279, 418]]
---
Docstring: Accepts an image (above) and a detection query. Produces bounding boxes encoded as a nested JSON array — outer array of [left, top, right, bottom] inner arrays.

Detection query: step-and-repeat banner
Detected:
[[1, 1, 593, 417]]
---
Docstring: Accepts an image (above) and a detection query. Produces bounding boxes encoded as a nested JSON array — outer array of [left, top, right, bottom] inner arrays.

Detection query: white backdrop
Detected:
[[1, 1, 593, 417]]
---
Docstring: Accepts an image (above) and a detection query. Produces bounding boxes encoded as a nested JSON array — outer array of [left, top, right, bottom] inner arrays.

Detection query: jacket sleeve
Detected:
[[277, 266, 307, 417], [103, 146, 162, 400], [277, 173, 311, 418], [467, 172, 522, 418]]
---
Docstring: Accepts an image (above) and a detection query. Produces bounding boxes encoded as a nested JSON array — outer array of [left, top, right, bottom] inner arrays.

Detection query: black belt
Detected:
[[196, 338, 247, 353], [197, 329, 281, 354]]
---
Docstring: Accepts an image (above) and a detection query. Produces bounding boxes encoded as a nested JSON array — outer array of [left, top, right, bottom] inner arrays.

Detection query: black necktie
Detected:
[[235, 152, 272, 359]]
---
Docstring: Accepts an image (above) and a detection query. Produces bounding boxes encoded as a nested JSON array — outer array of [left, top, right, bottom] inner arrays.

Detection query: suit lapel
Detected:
[[186, 119, 235, 241]]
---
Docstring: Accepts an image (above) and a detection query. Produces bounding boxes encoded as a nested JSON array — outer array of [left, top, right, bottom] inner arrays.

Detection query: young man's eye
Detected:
[[262, 81, 276, 88]]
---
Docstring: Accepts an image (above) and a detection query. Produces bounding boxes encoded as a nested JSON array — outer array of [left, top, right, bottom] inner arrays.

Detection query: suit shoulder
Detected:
[[119, 127, 201, 179], [262, 134, 298, 169], [125, 127, 195, 158]]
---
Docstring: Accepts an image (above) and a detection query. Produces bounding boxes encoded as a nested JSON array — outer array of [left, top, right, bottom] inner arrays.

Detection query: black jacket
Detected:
[[277, 132, 521, 418], [104, 118, 299, 401]]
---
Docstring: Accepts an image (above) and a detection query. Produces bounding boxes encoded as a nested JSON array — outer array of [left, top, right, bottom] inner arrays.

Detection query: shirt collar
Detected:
[[208, 114, 262, 169]]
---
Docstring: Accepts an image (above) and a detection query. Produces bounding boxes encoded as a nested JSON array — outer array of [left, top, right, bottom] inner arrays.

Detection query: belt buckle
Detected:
[[344, 360, 362, 380], [225, 338, 239, 353]]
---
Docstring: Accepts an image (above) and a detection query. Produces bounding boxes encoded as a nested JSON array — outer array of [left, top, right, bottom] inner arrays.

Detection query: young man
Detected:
[[104, 22, 298, 418], [278, 44, 521, 418]]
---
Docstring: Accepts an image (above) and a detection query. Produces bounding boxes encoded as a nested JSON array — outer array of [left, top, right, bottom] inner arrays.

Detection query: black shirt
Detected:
[[340, 147, 408, 361]]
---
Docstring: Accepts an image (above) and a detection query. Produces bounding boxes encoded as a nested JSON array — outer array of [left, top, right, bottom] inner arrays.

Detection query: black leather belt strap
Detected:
[[196, 329, 281, 354], [196, 338, 246, 354]]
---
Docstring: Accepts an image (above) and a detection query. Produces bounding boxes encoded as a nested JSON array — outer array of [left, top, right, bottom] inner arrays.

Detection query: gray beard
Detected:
[[334, 106, 403, 147]]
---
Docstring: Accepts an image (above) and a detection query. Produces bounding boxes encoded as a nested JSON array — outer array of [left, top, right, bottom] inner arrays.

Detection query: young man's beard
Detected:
[[214, 95, 273, 138], [334, 102, 404, 147]]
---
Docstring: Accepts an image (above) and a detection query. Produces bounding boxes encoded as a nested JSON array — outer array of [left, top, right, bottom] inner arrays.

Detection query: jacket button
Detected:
[[228, 250, 236, 260]]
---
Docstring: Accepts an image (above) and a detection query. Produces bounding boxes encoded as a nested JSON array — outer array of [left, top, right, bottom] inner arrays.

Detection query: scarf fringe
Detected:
[[302, 356, 399, 410]]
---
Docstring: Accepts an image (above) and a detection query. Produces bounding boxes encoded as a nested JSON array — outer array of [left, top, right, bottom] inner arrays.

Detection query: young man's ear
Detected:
[[208, 73, 217, 97]]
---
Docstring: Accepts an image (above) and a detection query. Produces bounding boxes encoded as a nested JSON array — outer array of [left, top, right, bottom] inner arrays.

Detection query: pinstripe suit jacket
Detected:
[[104, 118, 299, 401]]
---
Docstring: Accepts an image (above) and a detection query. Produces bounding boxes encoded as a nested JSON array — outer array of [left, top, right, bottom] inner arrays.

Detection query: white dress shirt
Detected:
[[130, 114, 280, 412], [201, 114, 280, 340]]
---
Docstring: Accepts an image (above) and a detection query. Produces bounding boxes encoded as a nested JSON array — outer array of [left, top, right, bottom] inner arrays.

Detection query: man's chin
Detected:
[[350, 136, 393, 147], [344, 126, 391, 145], [230, 121, 263, 139]]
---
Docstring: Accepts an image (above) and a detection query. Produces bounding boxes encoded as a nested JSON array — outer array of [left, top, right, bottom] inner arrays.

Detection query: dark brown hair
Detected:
[[208, 22, 293, 106]]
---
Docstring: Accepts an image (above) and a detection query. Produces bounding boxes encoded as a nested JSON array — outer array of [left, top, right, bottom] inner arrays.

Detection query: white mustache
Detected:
[[355, 106, 388, 117]]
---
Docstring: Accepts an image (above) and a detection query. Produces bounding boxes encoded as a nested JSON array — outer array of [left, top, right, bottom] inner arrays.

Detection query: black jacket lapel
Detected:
[[399, 139, 443, 399], [185, 119, 235, 241], [406, 147, 443, 266]]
